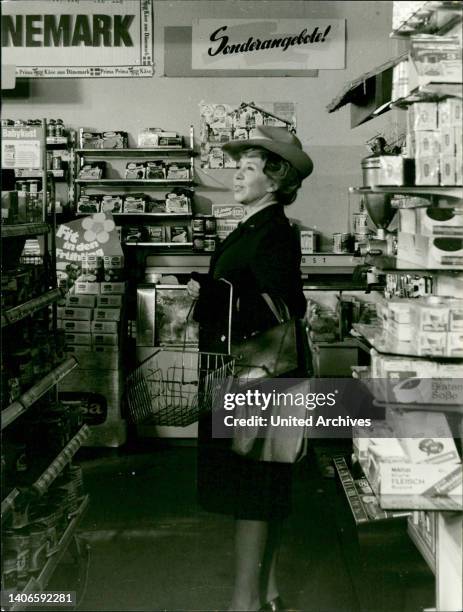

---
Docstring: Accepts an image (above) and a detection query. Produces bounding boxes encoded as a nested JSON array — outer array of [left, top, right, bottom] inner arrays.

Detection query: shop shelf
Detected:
[[351, 323, 463, 359], [75, 147, 194, 156], [390, 0, 463, 38], [32, 425, 90, 496], [76, 212, 192, 217], [1, 488, 20, 524], [1, 357, 79, 431], [389, 83, 463, 109], [408, 518, 437, 574], [2, 288, 63, 329], [363, 254, 463, 273], [350, 185, 463, 200], [124, 242, 194, 248], [1, 223, 49, 239], [75, 178, 194, 186], [14, 169, 65, 179], [8, 495, 90, 611]]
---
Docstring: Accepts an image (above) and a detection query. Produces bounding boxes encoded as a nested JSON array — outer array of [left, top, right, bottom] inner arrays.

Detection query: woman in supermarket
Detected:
[[187, 126, 313, 612]]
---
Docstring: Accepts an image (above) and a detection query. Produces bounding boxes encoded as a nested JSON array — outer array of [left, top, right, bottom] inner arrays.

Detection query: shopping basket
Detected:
[[125, 348, 235, 427]]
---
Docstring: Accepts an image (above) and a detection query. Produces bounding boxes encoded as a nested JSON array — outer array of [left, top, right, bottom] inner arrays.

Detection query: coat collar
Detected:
[[210, 204, 286, 268]]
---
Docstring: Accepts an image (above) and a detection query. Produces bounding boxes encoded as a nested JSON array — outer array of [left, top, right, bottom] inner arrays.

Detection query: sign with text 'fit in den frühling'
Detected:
[[192, 19, 345, 71], [1, 0, 154, 78]]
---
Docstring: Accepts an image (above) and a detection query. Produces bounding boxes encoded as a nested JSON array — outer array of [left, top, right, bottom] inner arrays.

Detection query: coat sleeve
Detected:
[[249, 223, 306, 319]]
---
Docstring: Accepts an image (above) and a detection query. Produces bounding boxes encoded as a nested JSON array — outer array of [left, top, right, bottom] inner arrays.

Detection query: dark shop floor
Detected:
[[51, 440, 434, 612]]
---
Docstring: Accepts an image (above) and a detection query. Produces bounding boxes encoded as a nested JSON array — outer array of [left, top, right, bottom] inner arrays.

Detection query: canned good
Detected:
[[192, 217, 205, 233], [55, 119, 64, 137], [204, 237, 216, 252], [29, 181, 39, 194], [203, 215, 217, 235], [52, 156, 62, 170], [47, 120, 56, 137], [333, 233, 351, 253], [193, 234, 205, 251], [353, 212, 368, 234], [18, 182, 29, 193]]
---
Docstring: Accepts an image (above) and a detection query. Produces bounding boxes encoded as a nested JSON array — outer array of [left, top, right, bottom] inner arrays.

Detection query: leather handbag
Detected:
[[230, 294, 311, 463]]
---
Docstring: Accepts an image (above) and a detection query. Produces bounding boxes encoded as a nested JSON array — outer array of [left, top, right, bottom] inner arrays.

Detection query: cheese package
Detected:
[[57, 307, 93, 321], [58, 319, 92, 333], [65, 294, 97, 308]]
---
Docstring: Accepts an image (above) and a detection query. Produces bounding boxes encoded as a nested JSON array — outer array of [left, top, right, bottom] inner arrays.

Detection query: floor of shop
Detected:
[[50, 441, 434, 612]]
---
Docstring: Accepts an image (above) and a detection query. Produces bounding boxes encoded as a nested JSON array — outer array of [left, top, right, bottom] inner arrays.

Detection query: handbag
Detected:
[[230, 294, 311, 463]]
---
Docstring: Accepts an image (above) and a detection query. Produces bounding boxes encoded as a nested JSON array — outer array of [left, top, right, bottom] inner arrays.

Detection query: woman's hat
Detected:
[[222, 126, 313, 179]]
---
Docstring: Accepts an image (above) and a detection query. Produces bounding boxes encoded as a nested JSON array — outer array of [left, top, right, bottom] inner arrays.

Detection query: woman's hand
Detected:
[[187, 278, 201, 299]]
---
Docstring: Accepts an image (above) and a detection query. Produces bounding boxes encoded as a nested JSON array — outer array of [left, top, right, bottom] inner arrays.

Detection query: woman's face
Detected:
[[233, 154, 275, 205]]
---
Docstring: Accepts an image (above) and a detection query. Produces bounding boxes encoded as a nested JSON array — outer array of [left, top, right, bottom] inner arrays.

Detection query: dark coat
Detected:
[[194, 204, 306, 345]]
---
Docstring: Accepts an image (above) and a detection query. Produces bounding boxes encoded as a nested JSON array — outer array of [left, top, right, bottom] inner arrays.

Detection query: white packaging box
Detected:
[[381, 463, 462, 497], [455, 126, 462, 158], [390, 411, 460, 464], [59, 319, 92, 333], [438, 98, 462, 127], [414, 131, 440, 157], [417, 207, 463, 237], [57, 306, 93, 321], [397, 232, 463, 270], [413, 331, 447, 357], [352, 421, 397, 461], [388, 298, 415, 324], [65, 294, 97, 308], [385, 319, 413, 341], [100, 282, 126, 295], [65, 344, 91, 355], [449, 302, 463, 331], [399, 209, 417, 234], [408, 102, 438, 131], [439, 127, 455, 155], [300, 230, 319, 254], [366, 442, 409, 492], [92, 333, 119, 346], [447, 332, 463, 357], [456, 155, 463, 185], [388, 378, 463, 405], [91, 320, 119, 333], [414, 298, 449, 332], [94, 308, 121, 321], [440, 155, 456, 186], [96, 295, 123, 308], [75, 281, 100, 295], [415, 156, 439, 185], [64, 332, 92, 346]]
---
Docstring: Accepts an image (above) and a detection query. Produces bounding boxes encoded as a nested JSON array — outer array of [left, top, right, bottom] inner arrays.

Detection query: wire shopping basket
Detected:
[[125, 348, 235, 427]]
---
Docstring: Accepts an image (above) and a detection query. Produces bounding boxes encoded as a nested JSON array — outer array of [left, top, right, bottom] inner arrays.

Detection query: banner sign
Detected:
[[1, 0, 154, 78], [192, 19, 345, 71]]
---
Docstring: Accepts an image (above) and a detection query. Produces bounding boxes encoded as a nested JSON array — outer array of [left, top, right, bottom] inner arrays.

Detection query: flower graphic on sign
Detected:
[[81, 213, 115, 244]]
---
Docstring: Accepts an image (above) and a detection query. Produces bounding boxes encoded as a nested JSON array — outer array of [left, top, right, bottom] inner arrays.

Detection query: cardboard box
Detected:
[[57, 306, 93, 321], [385, 377, 463, 405], [408, 102, 438, 131], [381, 463, 462, 497], [414, 131, 440, 157], [377, 156, 415, 186], [100, 282, 126, 295], [447, 332, 463, 357], [455, 127, 462, 158], [449, 302, 463, 331], [91, 320, 119, 333], [92, 333, 119, 346], [397, 232, 463, 269], [59, 319, 92, 333], [409, 40, 463, 88], [65, 294, 97, 308], [413, 331, 447, 357], [415, 298, 449, 332], [75, 281, 100, 295], [92, 345, 120, 354], [64, 332, 92, 346], [415, 157, 439, 185], [438, 98, 463, 127], [96, 295, 123, 308], [439, 127, 455, 155], [94, 308, 121, 321], [417, 207, 463, 237], [456, 155, 463, 185], [440, 155, 456, 186], [300, 230, 320, 254]]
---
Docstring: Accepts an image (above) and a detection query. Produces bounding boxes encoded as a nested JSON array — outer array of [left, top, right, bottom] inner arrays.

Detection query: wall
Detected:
[[3, 0, 401, 245]]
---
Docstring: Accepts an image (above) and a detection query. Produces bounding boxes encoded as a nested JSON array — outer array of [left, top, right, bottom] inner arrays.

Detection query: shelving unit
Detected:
[[330, 3, 463, 610], [1, 120, 89, 603]]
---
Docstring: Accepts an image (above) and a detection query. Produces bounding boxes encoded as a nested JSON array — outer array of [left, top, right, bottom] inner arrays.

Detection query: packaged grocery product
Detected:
[[57, 307, 93, 321], [74, 281, 100, 295], [78, 163, 105, 179], [381, 463, 462, 497], [101, 131, 127, 149], [81, 131, 103, 149], [145, 161, 165, 179], [123, 196, 145, 213], [408, 102, 438, 131], [101, 195, 123, 213], [300, 230, 320, 254], [412, 331, 447, 357], [413, 131, 440, 157], [417, 207, 463, 237], [415, 157, 439, 185], [94, 308, 121, 321], [137, 128, 162, 148], [92, 333, 118, 346], [165, 192, 190, 213], [147, 226, 164, 243], [91, 320, 118, 333], [125, 162, 145, 179], [440, 155, 456, 186], [414, 297, 449, 332], [169, 226, 189, 243], [438, 98, 462, 127], [64, 332, 92, 346], [96, 295, 123, 308], [447, 332, 463, 357], [58, 320, 92, 333], [100, 282, 126, 295], [65, 294, 96, 308]]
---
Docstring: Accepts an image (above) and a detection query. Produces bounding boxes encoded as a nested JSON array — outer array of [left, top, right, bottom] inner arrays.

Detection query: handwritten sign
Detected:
[[192, 19, 345, 71]]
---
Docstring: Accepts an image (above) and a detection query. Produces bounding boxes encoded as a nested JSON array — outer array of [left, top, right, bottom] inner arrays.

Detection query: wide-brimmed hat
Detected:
[[222, 126, 313, 179]]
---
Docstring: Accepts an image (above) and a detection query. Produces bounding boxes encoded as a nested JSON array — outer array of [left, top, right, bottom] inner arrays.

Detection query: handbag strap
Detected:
[[261, 293, 291, 324]]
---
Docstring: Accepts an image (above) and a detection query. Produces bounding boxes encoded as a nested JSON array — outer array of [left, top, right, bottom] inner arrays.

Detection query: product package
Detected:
[[77, 196, 100, 214], [78, 163, 105, 180], [57, 307, 93, 321], [101, 196, 123, 214], [165, 163, 190, 180], [147, 226, 164, 243], [100, 282, 126, 295], [101, 131, 128, 149], [145, 161, 166, 179], [137, 128, 162, 148], [81, 131, 103, 149], [123, 196, 145, 213], [125, 163, 146, 179], [103, 255, 125, 281], [168, 226, 189, 243], [97, 295, 123, 308], [300, 230, 320, 254], [165, 192, 191, 214], [91, 320, 119, 334]]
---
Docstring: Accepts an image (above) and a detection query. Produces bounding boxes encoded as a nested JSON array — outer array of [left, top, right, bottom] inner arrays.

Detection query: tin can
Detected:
[[52, 156, 62, 170], [47, 120, 56, 138], [204, 237, 217, 252], [353, 211, 369, 234], [204, 215, 217, 235], [193, 233, 205, 251], [55, 119, 64, 137], [192, 216, 205, 233], [29, 181, 39, 194], [333, 233, 351, 253]]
